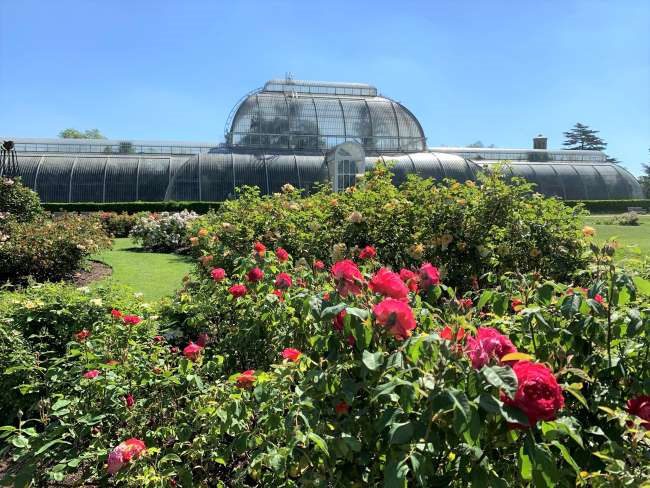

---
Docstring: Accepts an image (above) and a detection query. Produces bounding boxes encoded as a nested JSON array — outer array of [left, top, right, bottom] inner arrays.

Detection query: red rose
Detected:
[[236, 369, 256, 388], [333, 309, 346, 331], [107, 438, 146, 475], [122, 315, 141, 326], [323, 292, 331, 302], [594, 293, 604, 304], [457, 298, 473, 310], [281, 348, 301, 362], [314, 260, 325, 271], [196, 333, 210, 347], [626, 395, 650, 430], [124, 393, 135, 409], [331, 260, 365, 297], [440, 325, 466, 341], [272, 289, 284, 301], [419, 263, 440, 289], [153, 335, 165, 343], [170, 346, 180, 354], [466, 327, 517, 369], [111, 309, 123, 319], [359, 245, 377, 260], [253, 242, 266, 255], [399, 268, 419, 292], [373, 299, 417, 340], [511, 298, 524, 312], [275, 272, 292, 289], [74, 329, 90, 342], [275, 248, 289, 262], [247, 267, 265, 283], [83, 369, 100, 379], [335, 401, 350, 415], [183, 342, 203, 361], [211, 268, 226, 281], [502, 361, 564, 427], [229, 284, 247, 298], [369, 268, 409, 301]]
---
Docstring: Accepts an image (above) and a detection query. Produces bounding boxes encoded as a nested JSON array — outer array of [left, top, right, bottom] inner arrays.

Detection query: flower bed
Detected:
[[1, 236, 648, 486]]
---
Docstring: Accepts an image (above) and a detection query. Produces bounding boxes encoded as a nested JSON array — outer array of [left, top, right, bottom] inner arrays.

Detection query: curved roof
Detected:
[[476, 160, 644, 200], [226, 79, 426, 154]]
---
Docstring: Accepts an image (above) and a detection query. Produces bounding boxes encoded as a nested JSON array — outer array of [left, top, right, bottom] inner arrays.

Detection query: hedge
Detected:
[[563, 199, 650, 214], [42, 201, 221, 214], [41, 199, 650, 215]]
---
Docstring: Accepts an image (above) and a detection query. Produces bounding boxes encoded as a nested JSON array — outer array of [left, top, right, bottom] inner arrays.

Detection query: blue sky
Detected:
[[1, 0, 648, 175]]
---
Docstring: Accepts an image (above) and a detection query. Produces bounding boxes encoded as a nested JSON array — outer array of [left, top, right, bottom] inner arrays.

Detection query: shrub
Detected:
[[187, 165, 588, 288], [42, 201, 220, 214], [2, 242, 649, 486], [0, 282, 148, 357], [613, 211, 640, 226], [0, 177, 42, 224], [0, 214, 111, 284], [0, 322, 37, 425], [130, 210, 199, 252], [98, 211, 140, 237]]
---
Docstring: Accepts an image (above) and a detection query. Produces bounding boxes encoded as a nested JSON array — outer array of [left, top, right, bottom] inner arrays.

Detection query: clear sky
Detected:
[[1, 0, 648, 174]]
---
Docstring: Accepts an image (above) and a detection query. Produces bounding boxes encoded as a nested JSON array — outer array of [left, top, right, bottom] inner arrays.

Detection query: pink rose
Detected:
[[247, 267, 264, 283], [196, 333, 210, 347], [466, 327, 517, 369], [236, 369, 256, 388], [211, 268, 226, 282], [331, 260, 365, 297], [183, 342, 203, 361], [122, 315, 141, 326], [274, 272, 292, 289], [83, 369, 100, 379], [373, 299, 417, 340], [399, 268, 419, 292], [314, 260, 325, 271], [359, 245, 377, 260], [124, 394, 135, 409], [229, 284, 247, 298], [333, 309, 346, 331], [253, 242, 266, 255], [282, 348, 302, 362], [369, 268, 409, 301], [626, 395, 650, 430], [275, 248, 289, 262], [107, 438, 146, 475], [418, 263, 440, 289], [501, 361, 564, 427]]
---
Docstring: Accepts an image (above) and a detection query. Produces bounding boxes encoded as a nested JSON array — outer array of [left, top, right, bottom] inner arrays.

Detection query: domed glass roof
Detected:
[[226, 79, 426, 154]]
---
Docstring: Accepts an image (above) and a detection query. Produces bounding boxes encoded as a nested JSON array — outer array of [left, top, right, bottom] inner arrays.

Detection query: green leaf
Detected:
[[518, 447, 532, 481], [536, 282, 555, 305], [550, 441, 580, 474], [492, 294, 509, 316], [388, 421, 414, 445], [362, 350, 384, 371], [34, 439, 70, 456], [482, 365, 518, 399], [384, 457, 409, 488], [633, 276, 650, 296], [307, 432, 329, 457], [447, 389, 470, 422], [477, 290, 493, 310], [321, 303, 347, 319], [11, 435, 29, 448], [345, 307, 369, 320], [159, 453, 183, 465]]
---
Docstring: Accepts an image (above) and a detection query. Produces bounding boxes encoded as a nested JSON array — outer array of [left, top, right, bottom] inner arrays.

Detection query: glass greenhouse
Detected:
[[4, 78, 643, 202]]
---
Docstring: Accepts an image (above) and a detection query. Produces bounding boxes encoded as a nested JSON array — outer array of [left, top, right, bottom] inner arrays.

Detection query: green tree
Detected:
[[58, 128, 106, 139], [639, 149, 650, 198], [563, 122, 621, 163]]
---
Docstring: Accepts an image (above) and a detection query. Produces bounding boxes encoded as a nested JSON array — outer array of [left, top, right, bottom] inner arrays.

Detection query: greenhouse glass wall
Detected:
[[3, 78, 644, 202]]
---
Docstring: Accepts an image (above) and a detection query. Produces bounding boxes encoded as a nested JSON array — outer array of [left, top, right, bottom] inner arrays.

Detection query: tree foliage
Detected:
[[58, 128, 106, 139], [640, 150, 650, 198]]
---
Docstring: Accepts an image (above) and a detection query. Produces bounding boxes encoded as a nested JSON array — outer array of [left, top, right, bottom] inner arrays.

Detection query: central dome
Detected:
[[225, 79, 426, 154]]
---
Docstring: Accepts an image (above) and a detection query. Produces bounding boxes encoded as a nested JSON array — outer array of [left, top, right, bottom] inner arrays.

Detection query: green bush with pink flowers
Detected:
[[1, 234, 649, 486]]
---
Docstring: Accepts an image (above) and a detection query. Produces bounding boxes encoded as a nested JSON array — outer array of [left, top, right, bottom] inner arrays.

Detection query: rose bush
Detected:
[[186, 165, 587, 288], [129, 210, 199, 251]]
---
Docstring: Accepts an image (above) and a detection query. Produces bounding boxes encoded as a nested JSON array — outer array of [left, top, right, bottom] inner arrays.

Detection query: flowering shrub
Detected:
[[0, 214, 111, 283], [0, 177, 42, 225], [1, 223, 649, 486], [187, 165, 587, 289], [98, 211, 140, 237], [129, 210, 199, 251]]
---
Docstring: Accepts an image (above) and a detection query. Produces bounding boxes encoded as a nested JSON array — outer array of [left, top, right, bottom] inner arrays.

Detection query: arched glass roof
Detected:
[[476, 160, 644, 200], [226, 80, 426, 154]]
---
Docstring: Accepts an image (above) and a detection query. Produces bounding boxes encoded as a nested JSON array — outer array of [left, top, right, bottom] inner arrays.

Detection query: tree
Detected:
[[563, 122, 622, 163], [466, 141, 495, 148], [563, 123, 607, 151], [639, 149, 650, 198], [59, 128, 106, 139]]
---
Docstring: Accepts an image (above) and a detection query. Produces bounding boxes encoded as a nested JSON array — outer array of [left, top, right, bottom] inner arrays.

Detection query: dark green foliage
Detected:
[[563, 122, 608, 151], [563, 199, 650, 214], [0, 322, 37, 425], [0, 177, 42, 224], [58, 128, 106, 139], [42, 201, 220, 214]]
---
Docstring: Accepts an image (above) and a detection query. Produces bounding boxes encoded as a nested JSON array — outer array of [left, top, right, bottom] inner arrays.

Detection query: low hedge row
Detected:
[[41, 199, 650, 215], [563, 199, 650, 214], [42, 201, 221, 214]]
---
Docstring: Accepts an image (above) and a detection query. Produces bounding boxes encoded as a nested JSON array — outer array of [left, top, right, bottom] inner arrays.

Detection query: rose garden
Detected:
[[0, 166, 649, 486]]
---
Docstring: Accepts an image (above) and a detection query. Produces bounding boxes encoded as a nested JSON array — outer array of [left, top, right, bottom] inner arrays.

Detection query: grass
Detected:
[[583, 214, 650, 259], [91, 238, 193, 300]]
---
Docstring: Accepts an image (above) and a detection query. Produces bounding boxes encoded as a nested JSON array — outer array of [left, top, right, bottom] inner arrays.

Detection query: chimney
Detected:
[[533, 134, 547, 150]]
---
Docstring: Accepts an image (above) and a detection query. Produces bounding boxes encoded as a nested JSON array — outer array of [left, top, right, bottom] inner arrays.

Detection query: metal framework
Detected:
[[226, 79, 426, 154], [0, 140, 19, 176]]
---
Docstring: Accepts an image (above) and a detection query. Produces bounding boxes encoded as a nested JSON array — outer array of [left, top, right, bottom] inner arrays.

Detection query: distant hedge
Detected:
[[563, 199, 650, 214], [42, 201, 220, 214], [41, 199, 650, 215]]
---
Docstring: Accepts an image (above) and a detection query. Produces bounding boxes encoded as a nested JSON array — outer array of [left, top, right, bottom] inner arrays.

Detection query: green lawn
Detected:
[[91, 238, 193, 300], [584, 214, 650, 259]]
